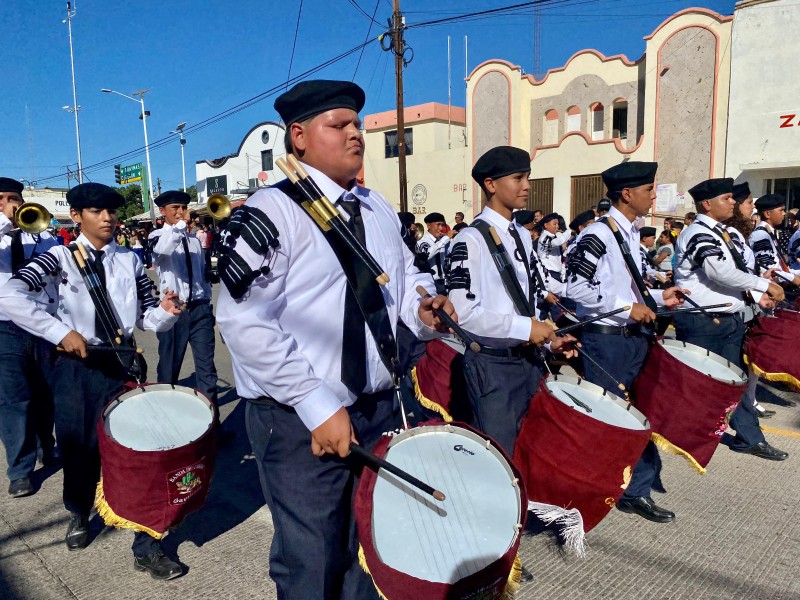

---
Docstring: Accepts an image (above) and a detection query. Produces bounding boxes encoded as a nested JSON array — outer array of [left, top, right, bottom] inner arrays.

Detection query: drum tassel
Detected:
[[95, 479, 165, 540], [649, 432, 707, 476], [526, 501, 586, 558], [411, 367, 454, 423], [743, 355, 800, 393]]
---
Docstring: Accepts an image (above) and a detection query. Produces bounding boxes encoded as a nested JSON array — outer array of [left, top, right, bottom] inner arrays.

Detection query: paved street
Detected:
[[0, 292, 798, 599]]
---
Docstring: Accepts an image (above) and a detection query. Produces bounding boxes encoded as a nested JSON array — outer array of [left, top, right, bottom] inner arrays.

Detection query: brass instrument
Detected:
[[14, 203, 51, 235], [206, 194, 231, 220]]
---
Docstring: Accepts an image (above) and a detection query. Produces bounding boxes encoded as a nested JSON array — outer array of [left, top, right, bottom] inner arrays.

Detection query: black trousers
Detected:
[[580, 331, 664, 499], [462, 349, 543, 456], [673, 312, 764, 450], [156, 302, 218, 402], [246, 391, 397, 600], [51, 353, 158, 557]]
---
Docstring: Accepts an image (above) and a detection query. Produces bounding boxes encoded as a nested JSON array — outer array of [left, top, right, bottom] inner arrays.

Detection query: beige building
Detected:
[[362, 103, 470, 223], [467, 7, 734, 222]]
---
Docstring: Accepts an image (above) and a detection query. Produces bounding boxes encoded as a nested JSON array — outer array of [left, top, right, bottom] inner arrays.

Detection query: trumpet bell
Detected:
[[15, 203, 51, 235], [206, 194, 231, 220]]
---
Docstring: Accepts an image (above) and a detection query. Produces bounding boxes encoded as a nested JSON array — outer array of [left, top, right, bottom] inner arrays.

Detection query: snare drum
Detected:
[[96, 384, 217, 538], [633, 339, 746, 474], [514, 376, 651, 536], [355, 423, 524, 600], [744, 311, 800, 392]]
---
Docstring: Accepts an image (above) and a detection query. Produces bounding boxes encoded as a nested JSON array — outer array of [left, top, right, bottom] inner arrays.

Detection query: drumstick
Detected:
[[57, 345, 143, 354], [575, 347, 628, 395], [675, 290, 720, 324], [349, 443, 446, 502], [553, 306, 632, 336], [415, 286, 480, 352], [657, 303, 732, 315]]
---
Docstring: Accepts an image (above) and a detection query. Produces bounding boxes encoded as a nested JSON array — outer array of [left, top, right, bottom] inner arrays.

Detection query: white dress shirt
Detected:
[[673, 214, 769, 313], [789, 228, 800, 269], [750, 222, 800, 274], [416, 231, 450, 280], [565, 206, 666, 325], [149, 220, 212, 302], [0, 233, 177, 345], [639, 244, 658, 278], [0, 214, 58, 320], [447, 207, 537, 348], [215, 163, 438, 432], [537, 229, 569, 275]]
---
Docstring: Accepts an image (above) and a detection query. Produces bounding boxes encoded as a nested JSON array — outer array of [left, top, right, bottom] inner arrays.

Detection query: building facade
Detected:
[[195, 121, 287, 205]]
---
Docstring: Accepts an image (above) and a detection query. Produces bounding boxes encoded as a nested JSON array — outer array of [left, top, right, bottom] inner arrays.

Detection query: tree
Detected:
[[186, 184, 198, 204], [115, 184, 144, 222]]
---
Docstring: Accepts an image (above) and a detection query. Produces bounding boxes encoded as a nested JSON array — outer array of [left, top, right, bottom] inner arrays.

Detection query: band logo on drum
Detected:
[[168, 461, 207, 505], [453, 444, 474, 456]]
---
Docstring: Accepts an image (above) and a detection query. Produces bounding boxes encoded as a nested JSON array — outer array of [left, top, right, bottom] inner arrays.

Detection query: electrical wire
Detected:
[[287, 0, 305, 90], [353, 0, 382, 79], [347, 0, 382, 25]]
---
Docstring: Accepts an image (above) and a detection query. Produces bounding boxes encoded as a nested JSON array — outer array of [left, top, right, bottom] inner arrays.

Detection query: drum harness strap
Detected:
[[601, 217, 658, 314], [695, 221, 755, 309]]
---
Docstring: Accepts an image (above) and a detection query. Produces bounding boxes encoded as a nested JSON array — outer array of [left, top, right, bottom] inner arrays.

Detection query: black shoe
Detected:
[[755, 406, 776, 419], [744, 441, 788, 461], [65, 514, 89, 551], [8, 477, 33, 498], [520, 564, 534, 583], [41, 448, 62, 468], [134, 551, 184, 580], [616, 496, 675, 523]]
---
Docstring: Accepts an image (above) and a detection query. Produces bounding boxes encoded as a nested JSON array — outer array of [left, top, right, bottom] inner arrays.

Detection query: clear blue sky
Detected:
[[1, 0, 734, 191]]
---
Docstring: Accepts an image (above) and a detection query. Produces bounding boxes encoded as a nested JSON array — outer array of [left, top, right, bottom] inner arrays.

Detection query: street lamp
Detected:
[[101, 87, 155, 222], [63, 2, 83, 184], [170, 122, 187, 192]]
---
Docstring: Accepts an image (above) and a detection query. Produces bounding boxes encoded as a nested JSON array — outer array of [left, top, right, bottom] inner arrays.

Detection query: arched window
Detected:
[[612, 99, 628, 140], [543, 109, 559, 145], [590, 102, 604, 141], [566, 105, 581, 133]]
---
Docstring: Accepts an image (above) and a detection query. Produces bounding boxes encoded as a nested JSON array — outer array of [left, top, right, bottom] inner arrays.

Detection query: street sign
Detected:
[[207, 175, 228, 196], [120, 163, 143, 184]]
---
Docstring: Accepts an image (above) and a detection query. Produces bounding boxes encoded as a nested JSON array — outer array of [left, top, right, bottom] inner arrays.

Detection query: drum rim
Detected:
[[656, 339, 746, 383], [545, 375, 650, 427]]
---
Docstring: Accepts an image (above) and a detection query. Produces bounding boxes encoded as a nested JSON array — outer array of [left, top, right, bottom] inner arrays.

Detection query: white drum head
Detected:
[[371, 426, 521, 584], [545, 376, 649, 431], [658, 339, 745, 384], [104, 385, 214, 451]]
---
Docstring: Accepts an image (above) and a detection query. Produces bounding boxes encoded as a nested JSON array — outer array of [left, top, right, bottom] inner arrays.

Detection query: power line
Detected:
[[287, 0, 305, 90], [347, 0, 382, 25], [353, 0, 382, 79]]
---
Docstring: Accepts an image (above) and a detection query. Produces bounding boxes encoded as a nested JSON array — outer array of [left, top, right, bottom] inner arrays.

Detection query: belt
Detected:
[[582, 323, 644, 337], [478, 344, 538, 358], [187, 299, 210, 310], [248, 388, 394, 412]]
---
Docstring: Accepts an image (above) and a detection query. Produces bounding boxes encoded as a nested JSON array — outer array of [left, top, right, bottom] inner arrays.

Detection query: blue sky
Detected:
[[1, 0, 734, 191]]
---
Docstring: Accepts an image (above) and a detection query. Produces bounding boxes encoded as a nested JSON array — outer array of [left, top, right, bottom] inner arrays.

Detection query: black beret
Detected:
[[397, 211, 415, 227], [513, 210, 536, 226], [732, 182, 751, 203], [155, 190, 191, 207], [540, 212, 559, 225], [601, 161, 658, 195], [424, 212, 446, 224], [471, 146, 530, 184], [274, 80, 365, 126], [755, 194, 785, 211], [66, 183, 124, 210], [688, 178, 733, 202], [0, 178, 24, 194], [640, 226, 657, 238], [569, 210, 595, 231], [597, 198, 612, 212]]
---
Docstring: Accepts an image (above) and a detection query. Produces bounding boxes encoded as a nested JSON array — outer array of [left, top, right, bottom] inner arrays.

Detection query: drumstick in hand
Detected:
[[675, 290, 720, 324], [574, 347, 628, 396], [349, 443, 446, 502], [416, 286, 480, 352], [57, 345, 143, 354]]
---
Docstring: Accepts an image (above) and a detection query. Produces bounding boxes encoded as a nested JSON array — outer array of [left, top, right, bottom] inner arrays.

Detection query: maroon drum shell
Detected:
[[97, 384, 217, 536], [745, 312, 800, 390], [355, 422, 524, 600], [632, 342, 744, 472], [514, 380, 651, 533]]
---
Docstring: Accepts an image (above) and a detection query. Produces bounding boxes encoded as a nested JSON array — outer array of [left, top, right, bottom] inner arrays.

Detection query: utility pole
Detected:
[[65, 2, 83, 183], [392, 0, 408, 212]]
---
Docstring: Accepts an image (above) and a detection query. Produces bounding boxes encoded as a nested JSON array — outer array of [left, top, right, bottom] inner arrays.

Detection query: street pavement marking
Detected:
[[761, 425, 800, 439]]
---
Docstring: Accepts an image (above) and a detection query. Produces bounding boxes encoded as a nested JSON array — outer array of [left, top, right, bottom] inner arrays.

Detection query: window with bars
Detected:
[[384, 128, 414, 158]]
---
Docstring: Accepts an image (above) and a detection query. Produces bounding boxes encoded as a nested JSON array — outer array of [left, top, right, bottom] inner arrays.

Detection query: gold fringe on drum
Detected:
[[95, 479, 165, 540]]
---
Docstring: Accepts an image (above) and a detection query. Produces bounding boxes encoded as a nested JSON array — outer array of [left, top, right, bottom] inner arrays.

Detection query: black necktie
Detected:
[[508, 225, 536, 305], [92, 249, 110, 342], [10, 231, 24, 274], [181, 235, 194, 303], [338, 198, 368, 395]]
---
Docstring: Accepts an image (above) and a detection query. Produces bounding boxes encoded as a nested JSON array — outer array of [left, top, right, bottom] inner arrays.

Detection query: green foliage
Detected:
[[186, 184, 198, 204], [114, 184, 144, 221]]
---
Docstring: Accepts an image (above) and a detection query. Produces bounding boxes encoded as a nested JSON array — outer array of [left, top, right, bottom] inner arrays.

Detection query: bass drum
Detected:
[[745, 310, 800, 391]]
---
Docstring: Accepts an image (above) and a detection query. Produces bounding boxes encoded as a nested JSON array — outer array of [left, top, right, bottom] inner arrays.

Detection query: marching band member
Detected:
[[149, 190, 218, 403], [749, 193, 800, 285], [0, 183, 184, 578], [215, 80, 453, 600], [673, 178, 787, 461], [639, 226, 659, 280], [0, 177, 58, 498], [416, 212, 451, 293], [513, 210, 565, 320], [565, 161, 686, 523], [536, 212, 569, 283], [447, 146, 577, 454]]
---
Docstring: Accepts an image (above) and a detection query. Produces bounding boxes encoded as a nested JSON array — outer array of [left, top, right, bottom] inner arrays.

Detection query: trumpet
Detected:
[[14, 203, 51, 235], [206, 194, 231, 220]]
